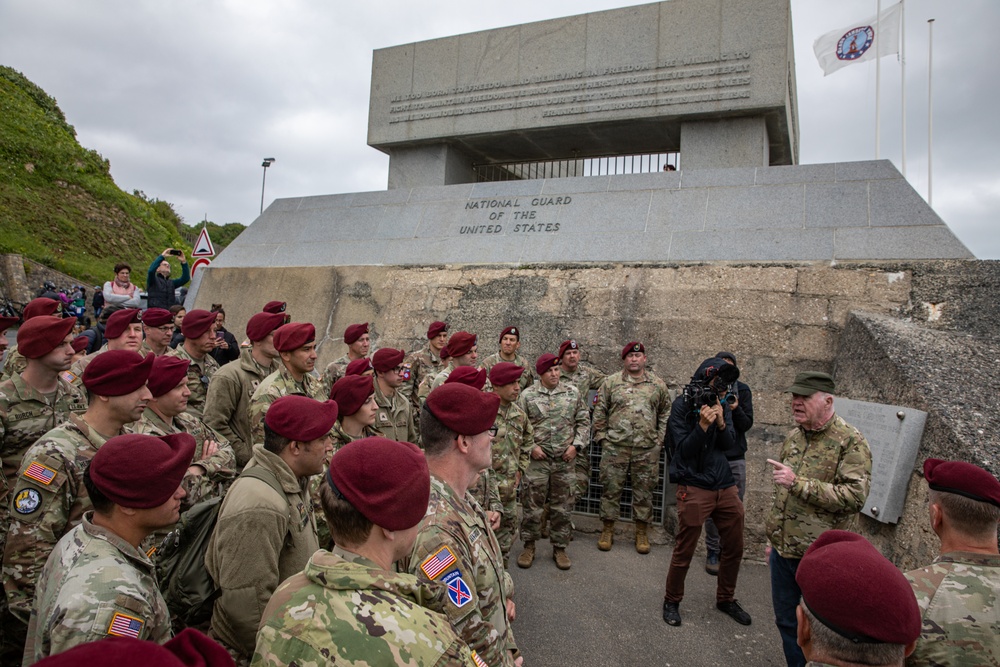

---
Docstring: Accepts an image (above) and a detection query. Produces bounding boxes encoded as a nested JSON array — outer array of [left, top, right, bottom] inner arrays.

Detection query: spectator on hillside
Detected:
[[209, 305, 239, 366], [91, 285, 105, 320], [169, 305, 186, 349], [146, 248, 190, 310], [102, 263, 141, 309]]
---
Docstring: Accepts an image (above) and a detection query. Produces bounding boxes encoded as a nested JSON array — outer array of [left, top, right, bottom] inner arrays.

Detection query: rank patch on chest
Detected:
[[107, 612, 145, 638], [443, 570, 472, 608], [14, 489, 41, 515], [420, 545, 457, 580], [23, 461, 57, 486]]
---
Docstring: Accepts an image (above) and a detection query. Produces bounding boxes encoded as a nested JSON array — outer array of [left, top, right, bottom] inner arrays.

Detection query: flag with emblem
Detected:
[[107, 612, 144, 639], [24, 461, 57, 485], [813, 2, 902, 76], [420, 546, 457, 580]]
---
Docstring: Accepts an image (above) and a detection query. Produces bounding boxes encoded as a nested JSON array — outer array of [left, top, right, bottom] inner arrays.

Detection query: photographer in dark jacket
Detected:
[[146, 248, 190, 310], [662, 357, 750, 628]]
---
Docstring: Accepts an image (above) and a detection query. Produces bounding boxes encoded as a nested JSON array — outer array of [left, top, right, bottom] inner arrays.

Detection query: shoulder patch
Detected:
[[14, 489, 41, 515], [420, 545, 457, 580], [59, 370, 77, 384], [443, 570, 473, 608], [23, 461, 57, 486], [107, 611, 144, 639], [471, 651, 489, 667]]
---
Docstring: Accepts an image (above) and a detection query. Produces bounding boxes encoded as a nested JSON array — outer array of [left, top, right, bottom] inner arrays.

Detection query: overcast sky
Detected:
[[2, 1, 997, 257]]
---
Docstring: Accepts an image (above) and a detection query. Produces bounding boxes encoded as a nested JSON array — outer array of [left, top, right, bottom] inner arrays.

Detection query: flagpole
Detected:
[[928, 18, 935, 206], [875, 0, 882, 160], [900, 0, 906, 177]]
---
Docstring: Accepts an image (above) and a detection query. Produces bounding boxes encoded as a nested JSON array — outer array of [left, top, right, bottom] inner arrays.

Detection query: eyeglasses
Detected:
[[488, 424, 498, 437]]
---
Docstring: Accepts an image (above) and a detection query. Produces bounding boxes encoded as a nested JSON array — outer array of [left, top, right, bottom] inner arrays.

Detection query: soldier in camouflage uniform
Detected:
[[248, 323, 324, 446], [479, 326, 535, 391], [400, 321, 447, 437], [558, 339, 606, 498], [905, 458, 1000, 666], [593, 342, 671, 554], [405, 384, 519, 667], [1, 298, 62, 382], [470, 363, 534, 567], [370, 348, 417, 444], [24, 431, 193, 663], [422, 331, 479, 400], [320, 322, 370, 397], [2, 351, 153, 659], [765, 372, 872, 667], [69, 308, 145, 386], [138, 308, 176, 357], [253, 436, 481, 667], [203, 311, 283, 469], [166, 309, 221, 420], [516, 354, 588, 571]]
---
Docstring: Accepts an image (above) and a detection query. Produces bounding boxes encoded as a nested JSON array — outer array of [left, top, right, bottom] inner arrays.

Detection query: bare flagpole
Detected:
[[876, 0, 882, 160], [927, 18, 935, 206], [900, 0, 906, 176]]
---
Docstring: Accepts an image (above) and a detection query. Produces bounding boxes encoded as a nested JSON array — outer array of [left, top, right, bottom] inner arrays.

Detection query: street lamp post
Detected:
[[260, 157, 275, 214]]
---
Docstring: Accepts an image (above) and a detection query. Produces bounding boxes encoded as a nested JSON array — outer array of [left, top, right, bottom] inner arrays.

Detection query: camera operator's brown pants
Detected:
[[664, 484, 744, 603]]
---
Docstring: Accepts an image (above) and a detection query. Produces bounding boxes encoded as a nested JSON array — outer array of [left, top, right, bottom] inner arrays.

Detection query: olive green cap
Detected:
[[784, 371, 835, 396]]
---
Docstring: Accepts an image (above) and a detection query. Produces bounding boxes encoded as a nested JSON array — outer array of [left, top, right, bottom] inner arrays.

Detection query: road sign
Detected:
[[191, 257, 211, 276], [192, 227, 215, 257]]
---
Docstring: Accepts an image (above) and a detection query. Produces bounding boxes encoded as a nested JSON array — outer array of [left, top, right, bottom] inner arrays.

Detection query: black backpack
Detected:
[[153, 466, 286, 629]]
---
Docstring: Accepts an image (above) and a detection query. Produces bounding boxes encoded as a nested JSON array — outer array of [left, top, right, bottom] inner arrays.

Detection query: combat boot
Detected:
[[516, 542, 535, 569], [553, 547, 572, 570], [635, 521, 651, 555], [597, 520, 615, 551]]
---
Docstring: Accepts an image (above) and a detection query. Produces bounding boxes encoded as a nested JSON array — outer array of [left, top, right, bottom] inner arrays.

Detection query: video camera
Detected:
[[682, 362, 740, 409]]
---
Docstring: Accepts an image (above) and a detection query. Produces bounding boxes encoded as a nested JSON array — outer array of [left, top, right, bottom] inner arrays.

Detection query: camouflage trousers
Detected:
[[574, 441, 592, 499], [520, 457, 575, 548], [599, 444, 661, 523], [495, 482, 519, 567]]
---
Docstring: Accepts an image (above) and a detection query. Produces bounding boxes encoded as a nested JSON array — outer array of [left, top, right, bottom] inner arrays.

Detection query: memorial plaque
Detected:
[[834, 397, 927, 524]]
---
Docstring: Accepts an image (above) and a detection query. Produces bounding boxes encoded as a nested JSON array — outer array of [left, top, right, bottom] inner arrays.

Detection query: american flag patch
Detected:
[[471, 650, 489, 667], [23, 462, 57, 486], [420, 545, 457, 580], [107, 612, 144, 639]]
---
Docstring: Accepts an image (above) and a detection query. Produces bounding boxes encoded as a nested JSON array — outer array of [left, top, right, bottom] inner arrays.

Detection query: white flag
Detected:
[[813, 3, 902, 76]]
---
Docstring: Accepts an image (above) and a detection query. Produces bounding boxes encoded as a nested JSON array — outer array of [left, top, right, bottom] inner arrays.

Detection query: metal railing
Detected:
[[474, 151, 679, 182]]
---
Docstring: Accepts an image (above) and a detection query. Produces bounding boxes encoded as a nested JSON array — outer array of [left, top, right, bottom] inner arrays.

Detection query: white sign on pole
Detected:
[[192, 227, 216, 257]]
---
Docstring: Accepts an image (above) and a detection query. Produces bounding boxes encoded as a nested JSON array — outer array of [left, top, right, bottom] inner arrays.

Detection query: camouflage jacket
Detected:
[[3, 413, 125, 621], [372, 379, 417, 444], [0, 345, 27, 382], [129, 409, 237, 508], [166, 345, 220, 421], [560, 363, 607, 410], [68, 345, 108, 387], [765, 413, 872, 559], [249, 365, 323, 446], [593, 371, 671, 450], [470, 400, 534, 508], [479, 352, 534, 391], [320, 354, 351, 398], [423, 362, 462, 400], [520, 381, 589, 458], [139, 340, 169, 357], [329, 421, 377, 455], [24, 512, 172, 664], [401, 343, 443, 407], [252, 546, 478, 667], [405, 475, 517, 667], [205, 444, 319, 659], [905, 551, 1000, 666], [203, 348, 277, 469]]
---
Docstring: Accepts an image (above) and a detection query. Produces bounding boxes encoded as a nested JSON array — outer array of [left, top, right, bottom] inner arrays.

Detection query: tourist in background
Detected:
[[102, 263, 141, 309], [146, 248, 190, 310]]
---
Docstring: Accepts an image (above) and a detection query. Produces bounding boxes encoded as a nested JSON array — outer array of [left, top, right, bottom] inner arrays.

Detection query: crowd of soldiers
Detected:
[[0, 295, 997, 667]]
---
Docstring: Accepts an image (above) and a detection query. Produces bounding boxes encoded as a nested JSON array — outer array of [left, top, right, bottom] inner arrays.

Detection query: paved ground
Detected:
[[508, 527, 786, 667]]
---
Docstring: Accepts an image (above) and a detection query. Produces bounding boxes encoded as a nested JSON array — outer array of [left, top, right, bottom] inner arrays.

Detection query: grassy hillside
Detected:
[[0, 66, 242, 287]]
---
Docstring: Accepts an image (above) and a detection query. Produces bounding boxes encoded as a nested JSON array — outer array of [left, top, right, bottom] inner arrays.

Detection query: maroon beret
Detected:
[[558, 339, 580, 358], [148, 355, 191, 398], [273, 322, 315, 352], [0, 316, 18, 332], [105, 308, 142, 340], [426, 383, 500, 436], [439, 346, 450, 361], [71, 335, 90, 354], [445, 366, 487, 390], [535, 353, 560, 375], [245, 312, 286, 342], [263, 300, 287, 314], [265, 395, 339, 442], [500, 326, 520, 341], [90, 432, 196, 509], [372, 348, 405, 373], [346, 357, 374, 376], [22, 298, 60, 320], [924, 458, 1000, 508], [447, 331, 477, 358], [344, 323, 369, 345], [797, 530, 921, 645], [328, 437, 430, 531], [181, 309, 215, 339], [17, 316, 76, 359], [330, 375, 374, 416], [32, 628, 235, 667], [621, 341, 645, 359], [82, 350, 154, 396], [142, 308, 173, 328], [427, 321, 448, 339], [489, 362, 524, 387]]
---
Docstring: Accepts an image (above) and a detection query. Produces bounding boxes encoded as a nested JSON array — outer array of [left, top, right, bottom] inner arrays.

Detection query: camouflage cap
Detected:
[[784, 371, 835, 396]]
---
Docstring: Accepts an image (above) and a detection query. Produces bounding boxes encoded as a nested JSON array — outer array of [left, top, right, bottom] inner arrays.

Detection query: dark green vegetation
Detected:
[[0, 66, 244, 287]]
